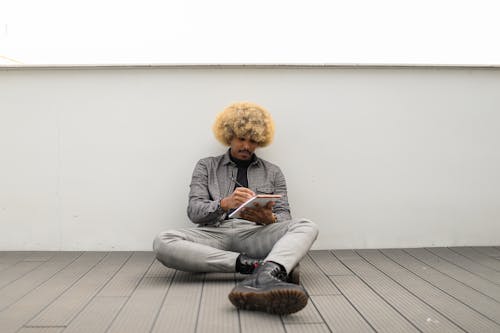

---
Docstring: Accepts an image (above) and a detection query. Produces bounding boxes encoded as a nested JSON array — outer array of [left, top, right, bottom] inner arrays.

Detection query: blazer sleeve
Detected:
[[186, 159, 226, 225], [272, 166, 292, 222]]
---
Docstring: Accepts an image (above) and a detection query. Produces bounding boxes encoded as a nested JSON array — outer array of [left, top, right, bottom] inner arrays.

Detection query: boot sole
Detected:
[[228, 285, 308, 315]]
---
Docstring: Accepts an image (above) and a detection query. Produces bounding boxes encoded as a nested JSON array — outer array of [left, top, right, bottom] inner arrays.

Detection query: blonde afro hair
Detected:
[[212, 102, 275, 147]]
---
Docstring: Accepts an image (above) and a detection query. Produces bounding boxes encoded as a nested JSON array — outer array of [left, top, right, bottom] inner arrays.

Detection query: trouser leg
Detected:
[[153, 226, 239, 273], [232, 218, 319, 274]]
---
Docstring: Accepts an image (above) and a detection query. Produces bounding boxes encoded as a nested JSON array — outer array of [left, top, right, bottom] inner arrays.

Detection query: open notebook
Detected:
[[228, 194, 282, 219]]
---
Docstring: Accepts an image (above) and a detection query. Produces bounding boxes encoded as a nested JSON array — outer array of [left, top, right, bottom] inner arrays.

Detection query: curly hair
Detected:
[[212, 102, 275, 147]]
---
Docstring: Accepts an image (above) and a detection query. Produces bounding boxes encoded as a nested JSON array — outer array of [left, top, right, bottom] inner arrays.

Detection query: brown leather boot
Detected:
[[228, 262, 308, 315]]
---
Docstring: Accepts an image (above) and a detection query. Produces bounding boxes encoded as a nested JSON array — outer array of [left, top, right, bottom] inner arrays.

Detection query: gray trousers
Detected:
[[153, 218, 318, 274]]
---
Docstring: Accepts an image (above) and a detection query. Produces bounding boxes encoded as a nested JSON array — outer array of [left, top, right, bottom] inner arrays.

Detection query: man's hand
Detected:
[[239, 201, 276, 225], [220, 187, 255, 211]]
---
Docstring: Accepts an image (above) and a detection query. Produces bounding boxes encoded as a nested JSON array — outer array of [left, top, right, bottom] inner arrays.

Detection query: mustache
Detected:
[[238, 150, 251, 154]]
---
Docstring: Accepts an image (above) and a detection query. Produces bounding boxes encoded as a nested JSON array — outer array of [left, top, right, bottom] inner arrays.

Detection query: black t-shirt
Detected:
[[229, 150, 256, 189]]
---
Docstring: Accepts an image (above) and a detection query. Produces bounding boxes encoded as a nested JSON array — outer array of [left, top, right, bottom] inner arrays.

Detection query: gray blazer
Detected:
[[187, 150, 292, 226]]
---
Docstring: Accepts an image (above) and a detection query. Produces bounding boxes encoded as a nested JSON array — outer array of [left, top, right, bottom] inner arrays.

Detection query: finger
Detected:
[[232, 195, 247, 205], [235, 196, 252, 205], [265, 201, 275, 209], [234, 187, 250, 194], [234, 192, 252, 201], [235, 190, 253, 199], [235, 187, 256, 196]]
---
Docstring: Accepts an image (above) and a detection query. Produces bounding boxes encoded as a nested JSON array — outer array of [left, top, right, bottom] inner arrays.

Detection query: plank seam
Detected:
[[427, 248, 500, 286], [332, 251, 423, 333], [192, 273, 206, 333], [63, 252, 134, 328], [402, 249, 500, 304], [382, 250, 500, 326], [24, 252, 110, 327], [148, 269, 177, 333], [101, 254, 156, 333], [323, 253, 378, 333], [0, 252, 85, 312], [355, 250, 470, 333], [448, 247, 500, 272], [0, 261, 46, 292], [300, 253, 334, 332]]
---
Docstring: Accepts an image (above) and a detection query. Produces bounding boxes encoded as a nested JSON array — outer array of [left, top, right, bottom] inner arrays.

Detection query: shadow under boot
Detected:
[[287, 263, 300, 285]]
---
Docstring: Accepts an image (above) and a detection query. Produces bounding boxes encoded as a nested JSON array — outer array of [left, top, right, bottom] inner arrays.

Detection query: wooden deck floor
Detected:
[[1, 247, 500, 333]]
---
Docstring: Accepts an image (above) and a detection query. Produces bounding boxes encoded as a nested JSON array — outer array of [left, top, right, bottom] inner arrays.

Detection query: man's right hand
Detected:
[[220, 187, 255, 211]]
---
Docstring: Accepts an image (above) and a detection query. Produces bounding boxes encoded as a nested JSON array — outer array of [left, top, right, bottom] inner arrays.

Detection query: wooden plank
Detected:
[[151, 271, 204, 333], [27, 252, 131, 327], [196, 272, 239, 333], [62, 296, 127, 333], [63, 252, 155, 333], [406, 248, 500, 303], [358, 249, 500, 332], [311, 295, 374, 332], [17, 328, 64, 333], [106, 260, 175, 333], [23, 252, 57, 262], [281, 301, 324, 325], [330, 275, 418, 332], [427, 247, 500, 284], [471, 247, 500, 258], [143, 259, 177, 278], [6, 248, 500, 333], [0, 252, 34, 272], [0, 261, 45, 290], [284, 323, 331, 333], [309, 250, 352, 276], [0, 251, 33, 263], [239, 310, 285, 333], [300, 254, 340, 296], [0, 253, 55, 284], [0, 252, 107, 333], [98, 251, 155, 297], [383, 249, 500, 325], [333, 250, 463, 333], [449, 247, 500, 271], [0, 252, 82, 311]]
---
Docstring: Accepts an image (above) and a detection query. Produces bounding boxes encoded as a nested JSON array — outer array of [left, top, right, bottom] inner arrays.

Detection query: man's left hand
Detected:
[[239, 201, 276, 225]]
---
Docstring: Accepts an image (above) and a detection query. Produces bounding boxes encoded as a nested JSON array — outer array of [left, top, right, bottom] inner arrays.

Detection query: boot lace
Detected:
[[271, 267, 287, 281]]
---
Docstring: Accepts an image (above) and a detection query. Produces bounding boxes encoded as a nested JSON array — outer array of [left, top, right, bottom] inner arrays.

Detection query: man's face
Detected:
[[230, 136, 258, 160]]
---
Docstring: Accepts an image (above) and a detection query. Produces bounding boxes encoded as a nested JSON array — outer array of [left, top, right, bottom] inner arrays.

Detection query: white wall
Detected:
[[1, 66, 499, 250], [4, 1, 500, 65]]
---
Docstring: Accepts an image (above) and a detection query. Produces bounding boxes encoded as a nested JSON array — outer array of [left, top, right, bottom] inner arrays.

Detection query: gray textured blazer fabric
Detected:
[[187, 150, 292, 226]]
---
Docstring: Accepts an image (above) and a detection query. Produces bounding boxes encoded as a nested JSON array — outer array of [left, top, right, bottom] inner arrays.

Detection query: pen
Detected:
[[230, 176, 246, 188]]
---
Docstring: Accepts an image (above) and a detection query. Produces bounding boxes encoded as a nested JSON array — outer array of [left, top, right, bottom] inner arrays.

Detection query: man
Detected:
[[153, 102, 318, 315]]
